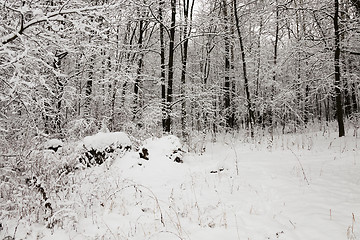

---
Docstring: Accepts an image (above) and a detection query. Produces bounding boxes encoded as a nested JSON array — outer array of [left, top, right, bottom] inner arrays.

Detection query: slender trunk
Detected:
[[256, 17, 262, 98], [53, 52, 68, 133], [343, 59, 352, 118], [77, 58, 82, 116], [270, 0, 279, 136], [230, 41, 236, 129], [202, 33, 214, 129], [222, 0, 231, 129], [334, 0, 345, 137], [325, 96, 330, 122], [120, 22, 137, 111], [351, 83, 358, 113], [159, 0, 167, 131], [304, 85, 310, 124], [165, 0, 176, 133], [84, 54, 94, 119], [295, 0, 302, 126], [255, 15, 263, 126], [180, 0, 194, 138], [109, 25, 121, 131], [203, 35, 213, 85], [233, 0, 254, 137], [133, 16, 144, 120]]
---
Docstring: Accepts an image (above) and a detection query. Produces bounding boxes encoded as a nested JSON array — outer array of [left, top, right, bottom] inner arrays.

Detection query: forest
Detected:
[[0, 0, 360, 239], [1, 0, 359, 142]]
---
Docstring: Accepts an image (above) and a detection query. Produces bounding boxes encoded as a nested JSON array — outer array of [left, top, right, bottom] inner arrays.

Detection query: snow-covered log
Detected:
[[79, 132, 131, 167]]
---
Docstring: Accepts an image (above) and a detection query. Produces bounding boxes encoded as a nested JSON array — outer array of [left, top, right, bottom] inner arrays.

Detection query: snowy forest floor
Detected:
[[1, 128, 360, 240]]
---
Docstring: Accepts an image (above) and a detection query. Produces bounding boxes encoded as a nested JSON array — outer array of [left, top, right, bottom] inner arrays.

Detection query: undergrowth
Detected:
[[0, 120, 359, 239]]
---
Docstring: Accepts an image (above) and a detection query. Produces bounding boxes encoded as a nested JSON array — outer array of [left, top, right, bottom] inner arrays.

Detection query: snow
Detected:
[[1, 131, 360, 240], [81, 131, 131, 151], [142, 135, 182, 156], [32, 9, 44, 17], [43, 139, 63, 149]]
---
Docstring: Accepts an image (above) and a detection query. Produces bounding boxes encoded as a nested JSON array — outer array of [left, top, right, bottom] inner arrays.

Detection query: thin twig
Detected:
[[230, 142, 239, 176], [106, 183, 165, 227], [288, 148, 310, 185]]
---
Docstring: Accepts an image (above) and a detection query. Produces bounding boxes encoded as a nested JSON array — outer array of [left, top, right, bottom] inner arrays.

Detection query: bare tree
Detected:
[[233, 0, 254, 137], [165, 0, 177, 132], [180, 0, 195, 138], [334, 0, 345, 137], [221, 0, 232, 129]]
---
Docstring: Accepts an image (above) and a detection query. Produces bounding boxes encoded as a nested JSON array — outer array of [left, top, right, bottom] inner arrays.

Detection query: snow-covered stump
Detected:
[[78, 132, 132, 167]]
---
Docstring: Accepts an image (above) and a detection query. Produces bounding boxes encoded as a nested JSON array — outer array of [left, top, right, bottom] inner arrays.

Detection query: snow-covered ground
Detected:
[[1, 130, 360, 240]]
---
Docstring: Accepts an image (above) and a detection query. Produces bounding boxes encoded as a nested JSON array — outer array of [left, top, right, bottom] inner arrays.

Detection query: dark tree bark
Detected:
[[255, 16, 262, 98], [295, 3, 303, 127], [42, 51, 68, 134], [233, 0, 254, 137], [53, 51, 68, 133], [304, 84, 310, 124], [334, 0, 345, 137], [269, 0, 279, 136], [351, 82, 358, 113], [255, 14, 263, 126], [133, 14, 145, 120], [165, 0, 176, 133], [159, 0, 167, 132], [221, 0, 231, 129], [180, 0, 194, 138], [343, 58, 352, 118], [84, 55, 94, 119]]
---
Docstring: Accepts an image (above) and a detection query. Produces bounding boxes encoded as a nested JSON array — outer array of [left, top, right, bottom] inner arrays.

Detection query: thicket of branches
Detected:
[[0, 0, 359, 145]]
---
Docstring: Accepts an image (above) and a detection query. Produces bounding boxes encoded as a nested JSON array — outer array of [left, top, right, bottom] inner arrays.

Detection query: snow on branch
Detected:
[[1, 5, 103, 45]]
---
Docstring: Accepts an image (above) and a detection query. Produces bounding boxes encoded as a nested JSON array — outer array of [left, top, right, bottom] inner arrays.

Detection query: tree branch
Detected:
[[1, 5, 103, 45], [147, 2, 171, 38], [324, 46, 360, 56]]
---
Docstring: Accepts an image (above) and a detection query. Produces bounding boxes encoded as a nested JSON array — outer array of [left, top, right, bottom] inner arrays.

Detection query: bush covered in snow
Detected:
[[0, 131, 134, 236], [0, 146, 75, 232]]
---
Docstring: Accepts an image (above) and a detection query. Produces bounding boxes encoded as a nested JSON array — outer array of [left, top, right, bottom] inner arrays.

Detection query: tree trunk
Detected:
[[233, 0, 254, 137], [53, 51, 68, 133], [351, 83, 358, 113], [255, 16, 263, 126], [222, 0, 231, 129], [180, 0, 194, 138], [84, 56, 94, 119], [334, 0, 345, 137], [304, 84, 310, 124], [159, 0, 167, 132], [133, 15, 144, 120], [343, 58, 352, 118], [165, 0, 176, 133], [269, 0, 279, 137]]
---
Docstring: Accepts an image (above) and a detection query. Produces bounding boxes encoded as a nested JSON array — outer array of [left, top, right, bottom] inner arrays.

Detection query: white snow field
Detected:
[[1, 130, 360, 240]]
